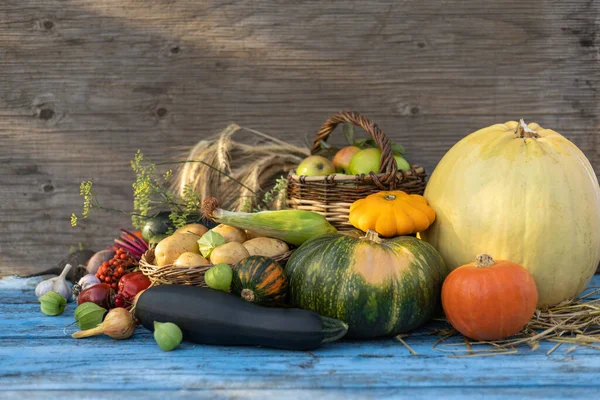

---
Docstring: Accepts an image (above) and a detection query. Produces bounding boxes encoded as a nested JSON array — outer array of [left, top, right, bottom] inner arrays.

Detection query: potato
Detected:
[[174, 252, 209, 267], [243, 238, 289, 258], [212, 224, 247, 243], [210, 242, 250, 265], [245, 230, 265, 240], [175, 223, 208, 237], [155, 233, 201, 267]]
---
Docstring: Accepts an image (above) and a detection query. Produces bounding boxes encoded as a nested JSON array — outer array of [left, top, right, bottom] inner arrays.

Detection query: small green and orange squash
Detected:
[[232, 256, 289, 306], [285, 230, 447, 338]]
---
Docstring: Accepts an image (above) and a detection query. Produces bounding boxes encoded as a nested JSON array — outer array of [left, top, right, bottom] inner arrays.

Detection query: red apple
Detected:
[[332, 146, 361, 173], [296, 155, 336, 176]]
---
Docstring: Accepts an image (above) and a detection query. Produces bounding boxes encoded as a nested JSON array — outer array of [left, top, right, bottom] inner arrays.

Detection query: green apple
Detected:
[[394, 155, 411, 171], [332, 146, 361, 173], [296, 155, 336, 176], [348, 148, 382, 175], [348, 148, 411, 174]]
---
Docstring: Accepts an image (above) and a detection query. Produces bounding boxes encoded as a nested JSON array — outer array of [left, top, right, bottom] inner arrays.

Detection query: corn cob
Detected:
[[201, 198, 337, 246]]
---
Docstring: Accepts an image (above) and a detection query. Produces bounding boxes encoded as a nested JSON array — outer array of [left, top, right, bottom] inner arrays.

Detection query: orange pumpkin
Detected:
[[441, 254, 538, 341]]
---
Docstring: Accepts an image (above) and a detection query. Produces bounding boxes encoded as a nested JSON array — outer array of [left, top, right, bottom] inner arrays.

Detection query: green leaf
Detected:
[[391, 143, 406, 156], [342, 123, 355, 145], [353, 139, 369, 149], [356, 139, 377, 149], [318, 140, 332, 150]]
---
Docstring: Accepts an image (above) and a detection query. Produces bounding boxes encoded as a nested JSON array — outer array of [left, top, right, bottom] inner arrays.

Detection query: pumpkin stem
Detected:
[[384, 194, 397, 201], [362, 229, 382, 243], [241, 288, 256, 303], [475, 254, 496, 267], [515, 119, 540, 139]]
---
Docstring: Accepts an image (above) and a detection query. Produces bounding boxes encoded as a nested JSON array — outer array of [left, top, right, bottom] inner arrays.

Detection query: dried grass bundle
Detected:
[[174, 124, 310, 212], [430, 286, 600, 357]]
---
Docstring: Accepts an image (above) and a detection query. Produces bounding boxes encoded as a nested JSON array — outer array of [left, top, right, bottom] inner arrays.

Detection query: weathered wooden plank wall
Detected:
[[0, 0, 598, 275]]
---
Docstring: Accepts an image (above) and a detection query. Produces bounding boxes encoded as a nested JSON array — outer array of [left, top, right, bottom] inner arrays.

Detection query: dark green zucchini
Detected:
[[135, 285, 348, 351]]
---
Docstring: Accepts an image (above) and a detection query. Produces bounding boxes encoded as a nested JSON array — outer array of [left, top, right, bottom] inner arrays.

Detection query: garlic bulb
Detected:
[[72, 274, 102, 301], [78, 274, 101, 291], [35, 264, 73, 301]]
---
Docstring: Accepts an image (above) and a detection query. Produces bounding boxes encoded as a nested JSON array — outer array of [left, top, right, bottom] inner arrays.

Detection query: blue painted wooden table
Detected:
[[2, 276, 600, 399]]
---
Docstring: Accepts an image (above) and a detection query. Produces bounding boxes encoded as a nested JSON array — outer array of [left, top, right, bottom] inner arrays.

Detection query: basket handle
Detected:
[[311, 111, 398, 182]]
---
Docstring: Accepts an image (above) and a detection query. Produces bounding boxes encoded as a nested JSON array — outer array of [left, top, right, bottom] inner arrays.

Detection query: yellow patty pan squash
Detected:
[[420, 120, 600, 307], [349, 191, 436, 237]]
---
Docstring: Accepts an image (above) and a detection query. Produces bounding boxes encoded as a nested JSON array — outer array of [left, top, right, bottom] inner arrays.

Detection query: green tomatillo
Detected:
[[39, 291, 67, 316], [204, 263, 233, 292], [153, 321, 183, 351]]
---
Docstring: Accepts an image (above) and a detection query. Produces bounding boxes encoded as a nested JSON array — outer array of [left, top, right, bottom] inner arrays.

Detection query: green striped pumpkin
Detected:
[[232, 256, 289, 306], [285, 230, 447, 338]]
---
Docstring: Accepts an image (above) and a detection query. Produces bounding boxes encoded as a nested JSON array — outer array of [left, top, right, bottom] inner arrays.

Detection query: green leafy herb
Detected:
[[256, 176, 288, 211]]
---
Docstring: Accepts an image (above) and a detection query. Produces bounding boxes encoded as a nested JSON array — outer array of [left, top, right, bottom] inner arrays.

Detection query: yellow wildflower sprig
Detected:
[[71, 150, 288, 229], [72, 151, 214, 229]]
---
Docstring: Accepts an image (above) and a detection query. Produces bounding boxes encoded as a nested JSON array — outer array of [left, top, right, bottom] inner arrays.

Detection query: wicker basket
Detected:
[[139, 248, 294, 287], [287, 111, 427, 230]]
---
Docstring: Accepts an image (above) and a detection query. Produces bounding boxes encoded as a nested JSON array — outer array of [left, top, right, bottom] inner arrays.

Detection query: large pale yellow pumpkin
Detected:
[[421, 120, 600, 307]]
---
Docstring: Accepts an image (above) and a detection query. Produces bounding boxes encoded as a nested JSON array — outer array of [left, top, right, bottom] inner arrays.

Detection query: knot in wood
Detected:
[[39, 109, 55, 120]]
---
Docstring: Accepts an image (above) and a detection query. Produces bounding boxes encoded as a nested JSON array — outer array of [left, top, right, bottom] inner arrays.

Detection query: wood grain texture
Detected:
[[0, 0, 598, 275], [2, 389, 598, 400], [1, 276, 600, 398]]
